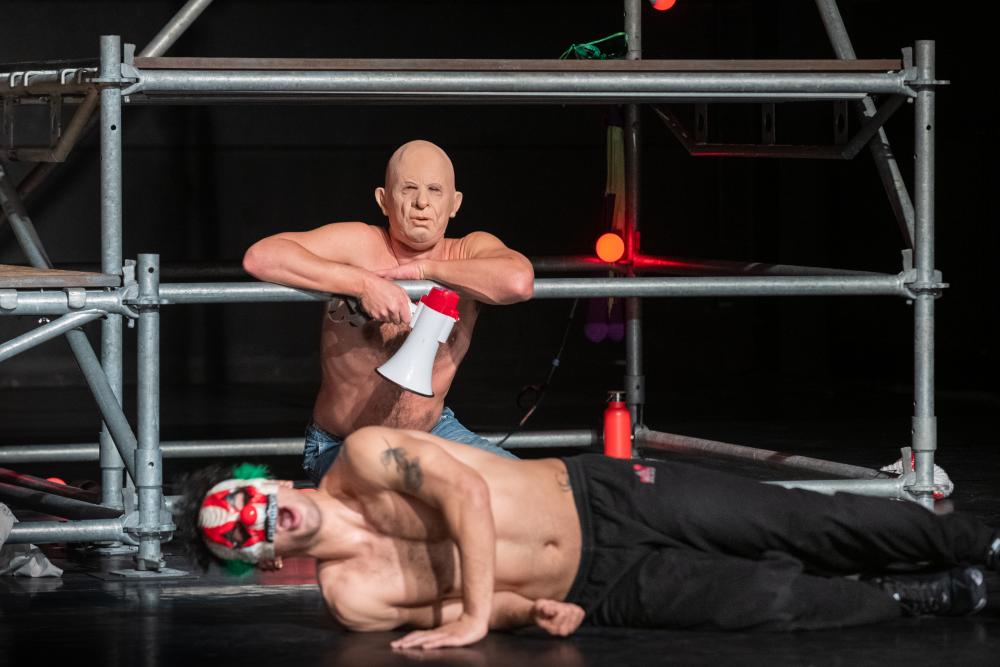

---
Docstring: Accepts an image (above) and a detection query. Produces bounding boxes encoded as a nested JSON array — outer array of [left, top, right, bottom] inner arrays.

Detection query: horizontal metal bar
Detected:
[[158, 274, 909, 305], [0, 430, 598, 463], [0, 466, 100, 503], [636, 427, 890, 479], [132, 57, 904, 72], [0, 481, 122, 520], [2, 273, 911, 317], [767, 478, 908, 499], [130, 69, 911, 103], [0, 442, 108, 463], [129, 94, 884, 106], [0, 290, 132, 316], [158, 282, 338, 304], [531, 275, 908, 298], [5, 518, 127, 545], [0, 309, 103, 363]]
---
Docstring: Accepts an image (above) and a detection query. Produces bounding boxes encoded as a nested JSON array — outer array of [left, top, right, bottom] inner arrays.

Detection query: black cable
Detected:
[[495, 298, 579, 448]]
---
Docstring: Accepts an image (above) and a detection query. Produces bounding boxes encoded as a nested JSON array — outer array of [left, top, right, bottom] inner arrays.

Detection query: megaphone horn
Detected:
[[376, 287, 460, 396]]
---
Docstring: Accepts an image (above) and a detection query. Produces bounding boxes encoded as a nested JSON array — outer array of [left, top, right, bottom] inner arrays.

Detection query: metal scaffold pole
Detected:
[[911, 41, 939, 509], [133, 254, 173, 571], [140, 0, 215, 58], [624, 0, 645, 436], [98, 35, 127, 511]]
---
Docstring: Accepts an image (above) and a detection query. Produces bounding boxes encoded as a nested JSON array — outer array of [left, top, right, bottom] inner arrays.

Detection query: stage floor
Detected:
[[2, 384, 999, 666]]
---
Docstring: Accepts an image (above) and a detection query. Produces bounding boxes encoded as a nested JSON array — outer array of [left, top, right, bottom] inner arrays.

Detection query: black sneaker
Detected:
[[865, 566, 987, 616]]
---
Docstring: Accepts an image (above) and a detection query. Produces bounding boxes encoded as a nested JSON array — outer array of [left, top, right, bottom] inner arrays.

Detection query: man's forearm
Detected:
[[243, 237, 370, 296], [445, 475, 496, 626], [422, 256, 533, 305], [489, 592, 536, 630]]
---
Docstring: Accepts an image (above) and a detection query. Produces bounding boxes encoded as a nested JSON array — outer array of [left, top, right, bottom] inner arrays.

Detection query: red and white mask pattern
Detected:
[[198, 478, 280, 564]]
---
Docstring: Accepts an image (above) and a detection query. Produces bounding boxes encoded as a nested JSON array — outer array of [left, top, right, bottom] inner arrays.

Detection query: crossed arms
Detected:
[[243, 223, 533, 325], [327, 427, 584, 649]]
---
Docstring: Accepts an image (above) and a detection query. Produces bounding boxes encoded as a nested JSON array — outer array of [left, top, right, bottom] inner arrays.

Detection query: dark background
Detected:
[[1, 0, 995, 449]]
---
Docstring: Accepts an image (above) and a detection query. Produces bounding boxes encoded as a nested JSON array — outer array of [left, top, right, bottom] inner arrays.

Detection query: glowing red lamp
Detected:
[[649, 0, 677, 10], [596, 232, 626, 263]]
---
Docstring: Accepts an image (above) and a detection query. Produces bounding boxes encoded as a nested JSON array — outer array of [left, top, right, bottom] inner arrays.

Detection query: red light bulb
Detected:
[[650, 0, 677, 10], [596, 233, 625, 263]]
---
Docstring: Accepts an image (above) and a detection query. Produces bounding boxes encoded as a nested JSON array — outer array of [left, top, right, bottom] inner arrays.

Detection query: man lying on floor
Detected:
[[181, 426, 1000, 649]]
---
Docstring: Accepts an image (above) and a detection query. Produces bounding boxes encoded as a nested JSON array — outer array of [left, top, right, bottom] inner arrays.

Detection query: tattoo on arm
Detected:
[[380, 446, 424, 492], [556, 472, 572, 493]]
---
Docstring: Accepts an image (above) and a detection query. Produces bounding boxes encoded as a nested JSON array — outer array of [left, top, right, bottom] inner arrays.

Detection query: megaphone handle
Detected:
[[408, 301, 420, 326]]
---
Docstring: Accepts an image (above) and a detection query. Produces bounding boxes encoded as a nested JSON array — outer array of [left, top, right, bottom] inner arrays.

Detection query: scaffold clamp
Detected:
[[122, 510, 175, 542], [903, 270, 947, 298]]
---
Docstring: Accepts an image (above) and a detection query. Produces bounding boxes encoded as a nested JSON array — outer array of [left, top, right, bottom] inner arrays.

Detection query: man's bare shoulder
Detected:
[[305, 221, 385, 244], [443, 231, 504, 260]]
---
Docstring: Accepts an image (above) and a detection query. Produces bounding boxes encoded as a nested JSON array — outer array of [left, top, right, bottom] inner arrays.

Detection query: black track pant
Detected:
[[561, 454, 995, 630]]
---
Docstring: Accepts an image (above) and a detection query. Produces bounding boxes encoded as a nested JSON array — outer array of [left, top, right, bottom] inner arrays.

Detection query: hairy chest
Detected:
[[334, 505, 460, 603]]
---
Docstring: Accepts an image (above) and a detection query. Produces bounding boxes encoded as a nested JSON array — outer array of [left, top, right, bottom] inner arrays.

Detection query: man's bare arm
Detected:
[[390, 592, 583, 638], [489, 593, 585, 636], [340, 427, 495, 649], [243, 223, 412, 323], [376, 231, 534, 305]]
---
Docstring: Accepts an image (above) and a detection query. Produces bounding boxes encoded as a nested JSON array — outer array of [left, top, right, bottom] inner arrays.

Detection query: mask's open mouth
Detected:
[[277, 506, 300, 532]]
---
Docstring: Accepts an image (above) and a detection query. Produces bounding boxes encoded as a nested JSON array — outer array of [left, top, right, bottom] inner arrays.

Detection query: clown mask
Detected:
[[198, 478, 281, 565]]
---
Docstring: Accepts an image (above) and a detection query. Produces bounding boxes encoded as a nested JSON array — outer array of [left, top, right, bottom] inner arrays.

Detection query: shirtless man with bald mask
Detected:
[[187, 427, 999, 649], [243, 141, 534, 482]]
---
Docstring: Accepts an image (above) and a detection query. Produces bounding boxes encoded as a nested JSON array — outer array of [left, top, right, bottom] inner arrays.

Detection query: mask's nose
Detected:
[[241, 503, 259, 527], [415, 188, 430, 209]]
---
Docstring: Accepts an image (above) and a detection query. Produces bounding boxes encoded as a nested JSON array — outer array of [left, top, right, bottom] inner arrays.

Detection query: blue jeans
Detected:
[[303, 407, 517, 484]]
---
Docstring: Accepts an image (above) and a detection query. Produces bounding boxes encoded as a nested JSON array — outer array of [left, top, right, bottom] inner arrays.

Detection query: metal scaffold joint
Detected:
[[122, 510, 175, 542], [903, 270, 947, 299]]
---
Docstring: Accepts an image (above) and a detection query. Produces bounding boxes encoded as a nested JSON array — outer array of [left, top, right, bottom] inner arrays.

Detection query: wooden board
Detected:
[[0, 264, 119, 289]]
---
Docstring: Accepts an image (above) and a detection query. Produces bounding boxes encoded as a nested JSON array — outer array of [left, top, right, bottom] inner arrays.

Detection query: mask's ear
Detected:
[[450, 190, 463, 218], [375, 187, 388, 216]]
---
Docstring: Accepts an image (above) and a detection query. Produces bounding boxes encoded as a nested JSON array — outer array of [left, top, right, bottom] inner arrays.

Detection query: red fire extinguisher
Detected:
[[604, 390, 632, 459]]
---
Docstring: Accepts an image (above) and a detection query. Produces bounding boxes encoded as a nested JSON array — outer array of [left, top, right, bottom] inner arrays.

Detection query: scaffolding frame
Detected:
[[0, 0, 944, 571]]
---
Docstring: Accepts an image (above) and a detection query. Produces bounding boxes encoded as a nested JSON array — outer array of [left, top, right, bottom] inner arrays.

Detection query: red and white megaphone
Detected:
[[376, 287, 460, 397]]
